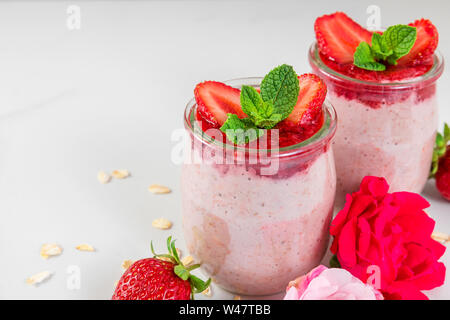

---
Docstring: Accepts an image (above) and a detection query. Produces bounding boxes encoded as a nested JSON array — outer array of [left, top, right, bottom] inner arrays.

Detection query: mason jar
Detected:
[[181, 77, 337, 295], [309, 43, 444, 205]]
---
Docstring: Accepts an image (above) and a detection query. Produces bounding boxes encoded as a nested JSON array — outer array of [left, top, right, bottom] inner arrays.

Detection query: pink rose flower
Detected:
[[284, 265, 383, 300], [330, 176, 446, 300]]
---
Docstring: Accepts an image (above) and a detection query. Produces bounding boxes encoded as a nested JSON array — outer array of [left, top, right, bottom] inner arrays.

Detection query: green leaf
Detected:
[[444, 123, 450, 142], [239, 86, 284, 129], [254, 112, 283, 129], [429, 124, 450, 179], [174, 265, 190, 281], [260, 64, 299, 120], [170, 239, 181, 264], [371, 32, 393, 60], [220, 114, 264, 145], [190, 275, 211, 293], [166, 236, 172, 254], [382, 25, 417, 62], [240, 85, 266, 120], [151, 237, 177, 263], [150, 241, 157, 256], [354, 42, 386, 71], [187, 264, 201, 271], [329, 255, 341, 268], [354, 24, 417, 70], [436, 132, 445, 148]]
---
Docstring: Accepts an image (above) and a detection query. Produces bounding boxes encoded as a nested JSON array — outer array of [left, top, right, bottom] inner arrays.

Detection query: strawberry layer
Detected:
[[196, 108, 324, 148], [318, 53, 436, 108]]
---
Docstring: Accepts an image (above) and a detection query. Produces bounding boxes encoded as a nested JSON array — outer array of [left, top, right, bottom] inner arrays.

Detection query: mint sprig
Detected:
[[220, 64, 299, 144], [151, 236, 211, 300], [430, 123, 450, 178], [354, 25, 417, 71], [220, 114, 264, 145]]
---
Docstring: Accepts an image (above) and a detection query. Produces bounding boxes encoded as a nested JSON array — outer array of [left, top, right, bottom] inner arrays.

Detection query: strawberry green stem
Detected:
[[151, 236, 211, 300]]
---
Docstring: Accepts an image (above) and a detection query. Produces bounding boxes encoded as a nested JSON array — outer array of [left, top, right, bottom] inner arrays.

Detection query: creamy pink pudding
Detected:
[[181, 78, 337, 295], [309, 44, 444, 205]]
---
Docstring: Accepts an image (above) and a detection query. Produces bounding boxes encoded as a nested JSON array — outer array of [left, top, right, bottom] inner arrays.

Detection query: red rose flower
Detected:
[[330, 176, 446, 300]]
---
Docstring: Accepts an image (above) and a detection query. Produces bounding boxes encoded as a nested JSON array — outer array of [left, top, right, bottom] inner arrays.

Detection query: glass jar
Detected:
[[181, 77, 337, 295], [309, 43, 444, 205]]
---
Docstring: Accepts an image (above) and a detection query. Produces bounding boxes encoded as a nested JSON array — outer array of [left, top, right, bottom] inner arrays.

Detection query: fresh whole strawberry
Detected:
[[112, 237, 210, 300], [436, 146, 450, 201], [431, 123, 450, 201]]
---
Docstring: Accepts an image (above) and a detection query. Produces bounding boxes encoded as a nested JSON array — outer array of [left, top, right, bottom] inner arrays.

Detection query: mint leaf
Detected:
[[240, 85, 266, 120], [371, 32, 392, 60], [260, 64, 299, 120], [220, 114, 264, 145], [354, 42, 386, 71], [354, 24, 417, 71], [240, 86, 284, 129], [382, 25, 417, 64], [254, 112, 283, 129], [220, 64, 300, 144]]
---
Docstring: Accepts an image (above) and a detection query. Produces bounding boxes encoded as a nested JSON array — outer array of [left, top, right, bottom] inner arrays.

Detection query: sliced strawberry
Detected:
[[315, 12, 372, 64], [397, 19, 439, 66], [286, 74, 327, 125], [194, 81, 246, 127]]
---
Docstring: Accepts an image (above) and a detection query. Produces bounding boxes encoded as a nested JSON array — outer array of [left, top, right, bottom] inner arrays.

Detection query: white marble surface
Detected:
[[0, 0, 449, 300]]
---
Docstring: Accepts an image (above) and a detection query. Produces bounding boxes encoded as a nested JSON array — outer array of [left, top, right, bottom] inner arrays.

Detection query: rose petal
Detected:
[[384, 282, 429, 300], [362, 176, 390, 198], [356, 217, 371, 256], [330, 194, 353, 237], [283, 287, 299, 300], [392, 192, 430, 213], [338, 218, 358, 267]]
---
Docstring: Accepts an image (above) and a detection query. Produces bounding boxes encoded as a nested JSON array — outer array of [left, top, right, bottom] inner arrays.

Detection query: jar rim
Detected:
[[183, 77, 337, 158], [308, 42, 444, 89]]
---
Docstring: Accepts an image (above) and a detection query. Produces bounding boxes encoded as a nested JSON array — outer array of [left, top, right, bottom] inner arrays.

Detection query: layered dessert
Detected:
[[181, 66, 337, 295], [309, 12, 444, 204]]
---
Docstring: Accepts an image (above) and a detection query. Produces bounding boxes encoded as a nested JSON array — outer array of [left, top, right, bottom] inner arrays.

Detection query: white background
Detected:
[[0, 0, 449, 299]]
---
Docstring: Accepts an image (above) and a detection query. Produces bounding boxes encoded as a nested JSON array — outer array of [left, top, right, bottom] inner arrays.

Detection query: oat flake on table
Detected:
[[40, 243, 62, 259], [112, 170, 130, 179], [432, 231, 450, 245], [202, 286, 212, 297], [148, 184, 171, 194], [26, 271, 52, 285], [97, 171, 111, 184], [121, 260, 134, 270], [75, 244, 95, 252], [152, 218, 172, 230]]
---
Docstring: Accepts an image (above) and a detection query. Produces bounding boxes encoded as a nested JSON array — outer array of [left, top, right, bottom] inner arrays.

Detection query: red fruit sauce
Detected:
[[317, 52, 436, 109], [195, 108, 324, 149]]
